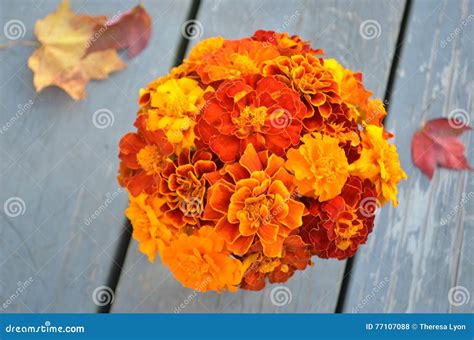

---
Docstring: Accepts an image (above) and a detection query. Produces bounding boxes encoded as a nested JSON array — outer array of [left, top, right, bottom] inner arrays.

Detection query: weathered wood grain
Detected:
[[0, 0, 191, 312], [343, 0, 473, 313], [112, 0, 406, 313]]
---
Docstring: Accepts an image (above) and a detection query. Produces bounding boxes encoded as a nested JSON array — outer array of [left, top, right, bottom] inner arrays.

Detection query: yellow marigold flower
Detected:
[[160, 226, 243, 292], [286, 133, 350, 201], [125, 193, 174, 262], [349, 125, 407, 206], [146, 77, 207, 152]]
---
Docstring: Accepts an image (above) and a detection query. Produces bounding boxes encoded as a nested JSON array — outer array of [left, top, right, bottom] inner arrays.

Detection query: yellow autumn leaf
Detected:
[[28, 0, 126, 100]]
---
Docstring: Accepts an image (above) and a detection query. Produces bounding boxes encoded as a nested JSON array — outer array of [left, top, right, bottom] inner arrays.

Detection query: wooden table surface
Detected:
[[0, 0, 472, 313]]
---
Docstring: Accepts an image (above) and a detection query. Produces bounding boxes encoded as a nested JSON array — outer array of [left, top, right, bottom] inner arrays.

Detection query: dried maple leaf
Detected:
[[86, 5, 152, 59], [27, 0, 126, 100], [412, 118, 471, 179]]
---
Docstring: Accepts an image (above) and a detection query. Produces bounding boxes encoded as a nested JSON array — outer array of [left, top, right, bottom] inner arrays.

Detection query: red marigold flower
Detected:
[[262, 53, 341, 130], [314, 103, 362, 163], [158, 149, 217, 229], [300, 176, 376, 260], [197, 74, 307, 162], [252, 29, 323, 56], [240, 235, 312, 291], [268, 235, 312, 283], [203, 143, 305, 257], [196, 38, 280, 84], [118, 114, 173, 196]]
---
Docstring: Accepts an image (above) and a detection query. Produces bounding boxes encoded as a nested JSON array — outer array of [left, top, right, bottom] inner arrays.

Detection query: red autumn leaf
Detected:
[[411, 118, 471, 179], [86, 5, 152, 58]]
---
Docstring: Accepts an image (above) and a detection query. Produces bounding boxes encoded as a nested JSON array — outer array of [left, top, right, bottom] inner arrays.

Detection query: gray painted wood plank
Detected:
[[112, 0, 406, 313], [344, 0, 474, 313], [0, 0, 191, 312]]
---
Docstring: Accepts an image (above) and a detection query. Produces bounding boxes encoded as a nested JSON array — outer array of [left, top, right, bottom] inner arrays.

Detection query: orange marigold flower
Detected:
[[158, 149, 216, 229], [203, 144, 305, 257], [185, 36, 225, 70], [118, 114, 173, 196], [143, 77, 209, 153], [251, 30, 324, 56], [349, 125, 407, 206], [300, 177, 376, 259], [197, 74, 307, 162], [262, 53, 341, 130], [160, 226, 243, 292], [196, 38, 280, 84], [126, 193, 175, 262], [240, 235, 312, 290], [286, 132, 350, 201]]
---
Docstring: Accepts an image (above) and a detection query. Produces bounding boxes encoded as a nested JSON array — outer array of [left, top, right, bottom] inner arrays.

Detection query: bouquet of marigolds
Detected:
[[118, 30, 407, 292]]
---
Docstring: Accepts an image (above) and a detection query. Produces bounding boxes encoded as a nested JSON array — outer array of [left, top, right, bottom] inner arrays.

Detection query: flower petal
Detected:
[[215, 218, 240, 243], [257, 222, 279, 243], [261, 236, 285, 257], [280, 199, 305, 229], [240, 143, 263, 173], [210, 134, 240, 163], [229, 235, 254, 256], [209, 181, 234, 213]]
